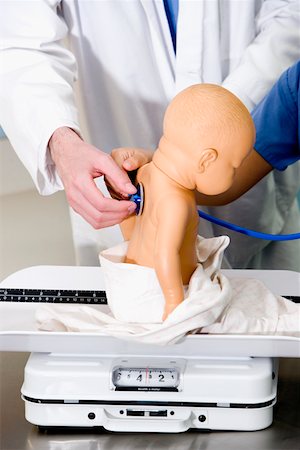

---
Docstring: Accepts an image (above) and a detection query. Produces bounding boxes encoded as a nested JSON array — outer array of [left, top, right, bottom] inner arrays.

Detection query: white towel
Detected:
[[202, 277, 300, 336], [36, 236, 300, 345]]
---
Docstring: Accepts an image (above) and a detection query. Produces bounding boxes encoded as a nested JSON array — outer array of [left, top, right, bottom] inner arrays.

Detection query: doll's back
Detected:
[[125, 161, 199, 284]]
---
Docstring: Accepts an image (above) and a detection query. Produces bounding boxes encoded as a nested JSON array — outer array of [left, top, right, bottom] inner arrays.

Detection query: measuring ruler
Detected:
[[280, 295, 300, 303], [0, 289, 298, 305], [0, 288, 107, 305]]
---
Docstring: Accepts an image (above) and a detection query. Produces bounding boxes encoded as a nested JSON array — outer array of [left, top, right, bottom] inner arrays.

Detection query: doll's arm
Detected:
[[120, 215, 137, 240], [154, 197, 191, 320]]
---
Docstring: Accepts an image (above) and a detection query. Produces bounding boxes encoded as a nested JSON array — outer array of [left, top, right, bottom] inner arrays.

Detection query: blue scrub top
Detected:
[[252, 61, 300, 171]]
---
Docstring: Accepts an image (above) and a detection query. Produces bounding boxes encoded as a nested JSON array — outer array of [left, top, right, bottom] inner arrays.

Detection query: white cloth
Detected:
[[36, 236, 300, 345], [1, 0, 300, 268], [202, 278, 300, 336], [99, 236, 231, 323]]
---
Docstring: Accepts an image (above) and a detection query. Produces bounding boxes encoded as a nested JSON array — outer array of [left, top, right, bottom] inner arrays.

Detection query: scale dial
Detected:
[[112, 367, 180, 390]]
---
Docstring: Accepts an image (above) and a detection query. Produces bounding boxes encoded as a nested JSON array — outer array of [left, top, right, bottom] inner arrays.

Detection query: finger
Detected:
[[96, 152, 136, 195], [104, 175, 132, 200], [110, 148, 133, 168], [80, 177, 137, 214], [98, 196, 137, 214], [111, 147, 154, 170], [122, 150, 154, 171], [162, 310, 170, 321], [71, 195, 133, 229], [122, 156, 144, 171], [73, 205, 128, 229], [67, 185, 135, 228], [104, 169, 137, 199]]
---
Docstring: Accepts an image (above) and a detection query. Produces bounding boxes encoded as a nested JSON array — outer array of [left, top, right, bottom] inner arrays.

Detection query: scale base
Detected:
[[23, 400, 275, 433], [21, 353, 278, 433]]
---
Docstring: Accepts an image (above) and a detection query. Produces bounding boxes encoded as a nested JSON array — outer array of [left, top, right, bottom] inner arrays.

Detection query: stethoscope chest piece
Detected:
[[129, 182, 144, 216]]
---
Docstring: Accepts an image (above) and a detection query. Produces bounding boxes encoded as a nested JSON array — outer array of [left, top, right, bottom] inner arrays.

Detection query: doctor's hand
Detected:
[[49, 127, 137, 229], [106, 146, 154, 200]]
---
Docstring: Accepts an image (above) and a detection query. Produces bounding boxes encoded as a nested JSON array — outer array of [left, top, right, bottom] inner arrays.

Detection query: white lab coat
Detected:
[[0, 0, 300, 269]]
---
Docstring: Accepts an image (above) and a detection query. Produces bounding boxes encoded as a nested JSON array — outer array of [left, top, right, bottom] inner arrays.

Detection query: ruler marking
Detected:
[[0, 288, 107, 304]]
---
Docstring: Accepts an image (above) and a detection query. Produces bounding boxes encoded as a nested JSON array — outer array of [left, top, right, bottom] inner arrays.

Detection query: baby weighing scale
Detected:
[[1, 266, 299, 432]]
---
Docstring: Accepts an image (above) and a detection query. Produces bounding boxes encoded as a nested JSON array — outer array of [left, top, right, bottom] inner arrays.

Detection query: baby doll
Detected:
[[121, 84, 255, 320]]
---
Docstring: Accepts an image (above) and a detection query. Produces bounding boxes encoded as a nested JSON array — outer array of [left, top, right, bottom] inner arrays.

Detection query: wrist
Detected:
[[49, 127, 81, 158]]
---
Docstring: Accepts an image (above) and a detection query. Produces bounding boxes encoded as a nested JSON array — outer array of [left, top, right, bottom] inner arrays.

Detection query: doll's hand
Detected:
[[111, 147, 154, 173]]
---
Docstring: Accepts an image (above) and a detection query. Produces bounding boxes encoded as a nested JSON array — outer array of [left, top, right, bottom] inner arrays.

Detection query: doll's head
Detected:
[[153, 84, 255, 195]]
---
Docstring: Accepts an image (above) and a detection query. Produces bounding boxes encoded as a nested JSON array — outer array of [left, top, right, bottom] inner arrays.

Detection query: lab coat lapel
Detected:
[[176, 0, 205, 93], [176, 0, 222, 93], [140, 0, 175, 99]]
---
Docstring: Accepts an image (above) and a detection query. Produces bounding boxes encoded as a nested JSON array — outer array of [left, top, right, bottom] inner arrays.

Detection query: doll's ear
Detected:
[[197, 148, 218, 173]]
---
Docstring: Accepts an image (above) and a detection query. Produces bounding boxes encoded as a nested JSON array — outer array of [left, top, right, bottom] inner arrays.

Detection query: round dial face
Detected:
[[112, 367, 180, 389]]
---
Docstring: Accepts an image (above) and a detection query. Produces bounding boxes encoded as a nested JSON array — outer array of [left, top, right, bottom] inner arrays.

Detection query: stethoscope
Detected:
[[130, 182, 300, 241]]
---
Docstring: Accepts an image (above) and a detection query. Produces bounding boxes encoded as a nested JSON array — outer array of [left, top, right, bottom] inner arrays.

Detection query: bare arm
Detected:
[[195, 149, 272, 206], [120, 215, 137, 240], [154, 197, 191, 320]]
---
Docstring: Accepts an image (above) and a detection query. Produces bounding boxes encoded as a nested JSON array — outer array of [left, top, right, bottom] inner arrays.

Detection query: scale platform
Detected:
[[0, 266, 299, 432], [0, 266, 299, 357]]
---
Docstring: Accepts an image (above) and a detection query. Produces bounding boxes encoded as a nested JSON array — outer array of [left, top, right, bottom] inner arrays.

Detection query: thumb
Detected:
[[111, 147, 154, 172], [122, 156, 142, 171]]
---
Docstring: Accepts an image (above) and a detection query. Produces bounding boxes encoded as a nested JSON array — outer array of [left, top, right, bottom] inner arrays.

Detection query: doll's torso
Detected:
[[125, 162, 199, 284]]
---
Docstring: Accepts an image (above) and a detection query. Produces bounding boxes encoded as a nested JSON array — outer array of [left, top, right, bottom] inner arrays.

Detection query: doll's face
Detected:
[[194, 129, 253, 195], [160, 84, 255, 195]]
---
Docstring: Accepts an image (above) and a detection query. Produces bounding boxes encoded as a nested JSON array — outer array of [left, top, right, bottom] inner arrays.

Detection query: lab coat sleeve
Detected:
[[0, 0, 80, 195], [222, 0, 300, 111]]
